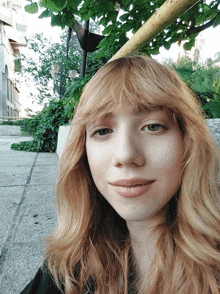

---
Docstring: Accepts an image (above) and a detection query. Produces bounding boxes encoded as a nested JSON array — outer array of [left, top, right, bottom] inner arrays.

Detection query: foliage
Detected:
[[12, 23, 111, 152], [0, 120, 21, 125], [0, 118, 36, 133], [14, 56, 22, 73], [24, 0, 220, 57], [170, 56, 220, 118], [20, 117, 42, 135], [203, 101, 220, 118], [17, 32, 82, 104], [64, 48, 111, 108], [17, 23, 107, 105], [11, 99, 71, 152]]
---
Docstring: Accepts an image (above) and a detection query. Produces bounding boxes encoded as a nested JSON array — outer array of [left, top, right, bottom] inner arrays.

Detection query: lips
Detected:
[[110, 178, 155, 198]]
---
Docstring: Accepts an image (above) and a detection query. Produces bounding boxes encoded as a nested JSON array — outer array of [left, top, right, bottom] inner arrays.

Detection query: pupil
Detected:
[[149, 124, 159, 131], [99, 129, 109, 135]]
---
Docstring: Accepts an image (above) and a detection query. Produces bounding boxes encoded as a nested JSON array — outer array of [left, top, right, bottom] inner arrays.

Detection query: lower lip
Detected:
[[111, 182, 154, 198]]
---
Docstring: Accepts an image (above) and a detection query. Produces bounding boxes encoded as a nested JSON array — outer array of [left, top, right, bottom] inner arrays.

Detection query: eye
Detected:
[[144, 124, 166, 132], [94, 128, 111, 136]]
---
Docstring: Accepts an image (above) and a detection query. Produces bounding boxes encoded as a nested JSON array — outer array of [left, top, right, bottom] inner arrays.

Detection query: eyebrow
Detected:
[[86, 106, 166, 129], [104, 107, 163, 118]]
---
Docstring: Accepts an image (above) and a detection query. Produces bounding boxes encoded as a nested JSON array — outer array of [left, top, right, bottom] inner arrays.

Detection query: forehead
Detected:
[[101, 106, 164, 118], [86, 106, 172, 127]]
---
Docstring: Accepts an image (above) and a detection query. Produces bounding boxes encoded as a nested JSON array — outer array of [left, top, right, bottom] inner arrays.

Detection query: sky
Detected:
[[19, 0, 62, 41], [17, 0, 220, 116]]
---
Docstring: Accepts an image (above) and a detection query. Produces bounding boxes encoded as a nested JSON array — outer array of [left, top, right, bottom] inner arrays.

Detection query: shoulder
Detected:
[[20, 264, 61, 294], [20, 262, 96, 294]]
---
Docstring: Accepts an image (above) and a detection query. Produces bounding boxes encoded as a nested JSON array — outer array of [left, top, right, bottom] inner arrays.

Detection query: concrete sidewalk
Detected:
[[0, 136, 58, 294]]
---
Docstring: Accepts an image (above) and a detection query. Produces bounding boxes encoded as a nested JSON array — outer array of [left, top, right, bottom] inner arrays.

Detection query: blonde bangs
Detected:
[[73, 55, 191, 128]]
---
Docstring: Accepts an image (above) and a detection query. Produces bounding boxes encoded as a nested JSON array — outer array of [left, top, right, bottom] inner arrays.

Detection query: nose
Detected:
[[112, 131, 145, 168]]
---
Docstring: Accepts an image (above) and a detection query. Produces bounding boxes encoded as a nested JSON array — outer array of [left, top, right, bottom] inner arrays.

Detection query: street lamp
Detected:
[[50, 64, 65, 99], [50, 65, 78, 99], [69, 70, 77, 82], [50, 64, 60, 82]]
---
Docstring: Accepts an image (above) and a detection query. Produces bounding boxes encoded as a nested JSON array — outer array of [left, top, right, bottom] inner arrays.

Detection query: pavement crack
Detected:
[[25, 154, 38, 186], [0, 248, 8, 275], [0, 153, 38, 275]]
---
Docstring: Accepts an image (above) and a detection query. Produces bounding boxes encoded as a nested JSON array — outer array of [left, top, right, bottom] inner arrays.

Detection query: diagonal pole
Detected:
[[110, 0, 200, 61], [81, 20, 89, 77]]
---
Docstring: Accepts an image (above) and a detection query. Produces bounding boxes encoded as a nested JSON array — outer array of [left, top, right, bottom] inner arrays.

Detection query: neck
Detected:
[[127, 213, 166, 279]]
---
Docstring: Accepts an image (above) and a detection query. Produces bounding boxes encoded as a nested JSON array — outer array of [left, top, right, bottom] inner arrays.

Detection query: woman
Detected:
[[21, 55, 220, 294]]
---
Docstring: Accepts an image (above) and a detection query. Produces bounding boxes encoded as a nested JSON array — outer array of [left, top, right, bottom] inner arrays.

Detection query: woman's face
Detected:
[[86, 105, 184, 224]]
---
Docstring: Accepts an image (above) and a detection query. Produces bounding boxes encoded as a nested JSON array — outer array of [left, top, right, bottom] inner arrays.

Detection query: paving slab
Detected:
[[14, 207, 57, 243], [0, 136, 22, 148], [0, 243, 44, 294], [0, 136, 33, 152], [0, 156, 36, 167], [22, 184, 56, 206], [0, 186, 24, 253], [29, 165, 58, 186], [14, 185, 57, 243], [0, 166, 33, 186], [35, 152, 59, 166], [0, 138, 16, 147], [0, 136, 59, 294], [0, 151, 37, 157]]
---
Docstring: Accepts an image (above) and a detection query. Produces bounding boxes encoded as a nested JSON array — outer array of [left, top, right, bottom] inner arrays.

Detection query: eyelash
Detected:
[[92, 124, 167, 137], [93, 128, 111, 137], [143, 123, 167, 132]]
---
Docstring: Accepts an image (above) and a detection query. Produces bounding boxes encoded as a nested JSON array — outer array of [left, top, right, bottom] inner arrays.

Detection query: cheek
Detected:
[[86, 143, 108, 181], [151, 135, 184, 173]]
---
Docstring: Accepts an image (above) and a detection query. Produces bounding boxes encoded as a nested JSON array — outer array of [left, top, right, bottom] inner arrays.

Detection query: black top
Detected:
[[20, 266, 61, 294], [20, 264, 136, 294], [20, 265, 100, 294]]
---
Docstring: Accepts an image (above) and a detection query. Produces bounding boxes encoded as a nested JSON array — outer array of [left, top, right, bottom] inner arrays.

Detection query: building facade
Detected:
[[0, 0, 26, 118]]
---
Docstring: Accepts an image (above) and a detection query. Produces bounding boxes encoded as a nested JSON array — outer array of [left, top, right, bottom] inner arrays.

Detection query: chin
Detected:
[[119, 212, 152, 223]]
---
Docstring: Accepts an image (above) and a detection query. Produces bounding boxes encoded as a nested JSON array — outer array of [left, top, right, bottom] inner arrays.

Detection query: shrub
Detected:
[[0, 118, 41, 135], [170, 57, 220, 118], [11, 140, 40, 152], [19, 118, 39, 135], [11, 99, 72, 152], [0, 120, 21, 125]]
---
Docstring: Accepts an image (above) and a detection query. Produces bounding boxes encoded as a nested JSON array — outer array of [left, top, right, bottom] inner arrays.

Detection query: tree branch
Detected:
[[186, 17, 216, 36]]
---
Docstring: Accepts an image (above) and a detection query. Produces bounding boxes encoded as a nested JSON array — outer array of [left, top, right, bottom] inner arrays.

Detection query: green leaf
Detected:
[[203, 101, 220, 118], [38, 9, 50, 18], [107, 11, 118, 22], [163, 41, 171, 50], [48, 10, 54, 16], [99, 16, 108, 27], [67, 0, 82, 10], [39, 0, 63, 12], [102, 24, 114, 35], [51, 14, 63, 27], [97, 36, 110, 48], [50, 0, 66, 10], [24, 2, 39, 14], [119, 12, 129, 22], [213, 13, 220, 27], [65, 16, 75, 28], [183, 38, 195, 51], [149, 47, 160, 55], [203, 9, 217, 22], [122, 0, 131, 7], [95, 48, 106, 58]]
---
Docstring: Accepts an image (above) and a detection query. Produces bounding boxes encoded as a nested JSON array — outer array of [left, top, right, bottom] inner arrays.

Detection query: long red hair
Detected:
[[45, 55, 220, 293]]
